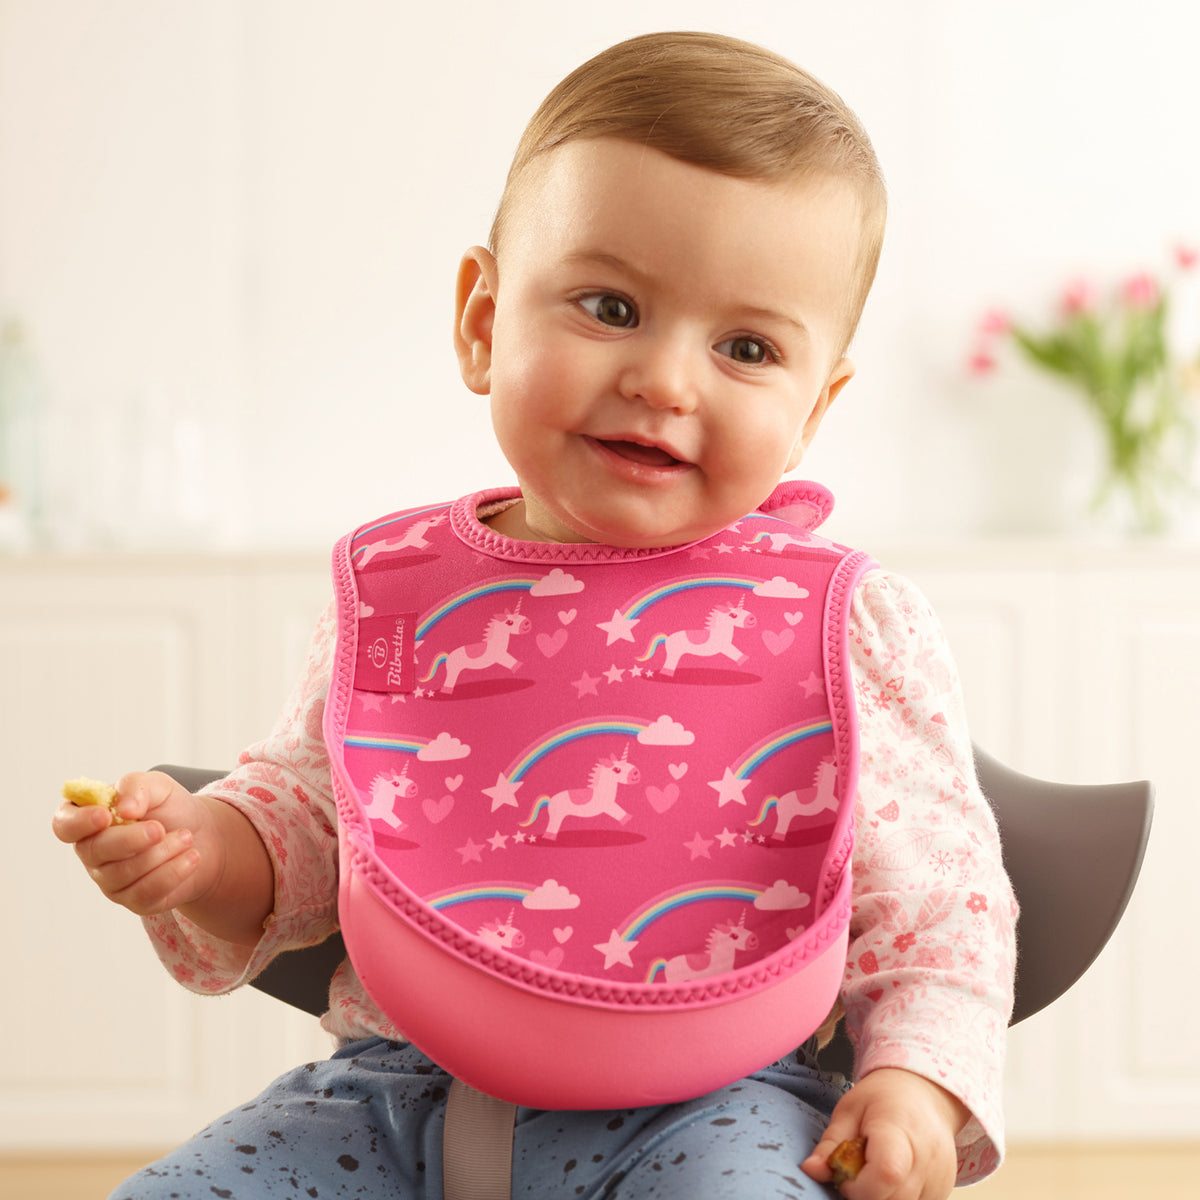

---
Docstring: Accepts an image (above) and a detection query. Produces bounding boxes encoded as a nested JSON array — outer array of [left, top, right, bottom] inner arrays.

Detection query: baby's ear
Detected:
[[454, 246, 498, 394], [787, 356, 855, 471]]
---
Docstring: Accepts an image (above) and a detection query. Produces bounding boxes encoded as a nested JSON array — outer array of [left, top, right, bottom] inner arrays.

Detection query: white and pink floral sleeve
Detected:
[[141, 600, 343, 995], [845, 569, 1017, 1183]]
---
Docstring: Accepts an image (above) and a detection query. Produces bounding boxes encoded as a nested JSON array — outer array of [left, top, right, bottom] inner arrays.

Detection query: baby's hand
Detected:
[[52, 770, 212, 916], [802, 1067, 968, 1200]]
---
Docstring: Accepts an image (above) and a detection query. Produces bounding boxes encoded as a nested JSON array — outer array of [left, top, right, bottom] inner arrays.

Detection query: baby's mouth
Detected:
[[600, 439, 685, 468]]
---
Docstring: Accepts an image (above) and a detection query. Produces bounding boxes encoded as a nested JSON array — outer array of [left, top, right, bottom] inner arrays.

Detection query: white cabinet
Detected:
[[2, 546, 1195, 1148], [1, 555, 333, 1150]]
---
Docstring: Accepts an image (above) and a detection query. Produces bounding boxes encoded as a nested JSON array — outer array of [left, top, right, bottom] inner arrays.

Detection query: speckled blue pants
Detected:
[[109, 1037, 846, 1199]]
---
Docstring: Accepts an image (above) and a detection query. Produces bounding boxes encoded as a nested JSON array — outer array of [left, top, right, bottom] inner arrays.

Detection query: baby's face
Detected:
[[457, 137, 860, 547]]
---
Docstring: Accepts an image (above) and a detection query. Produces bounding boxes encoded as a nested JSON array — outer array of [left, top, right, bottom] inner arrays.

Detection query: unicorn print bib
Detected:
[[325, 482, 874, 1108]]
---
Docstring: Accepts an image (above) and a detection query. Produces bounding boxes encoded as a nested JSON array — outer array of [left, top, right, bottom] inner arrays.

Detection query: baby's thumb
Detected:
[[113, 770, 180, 822]]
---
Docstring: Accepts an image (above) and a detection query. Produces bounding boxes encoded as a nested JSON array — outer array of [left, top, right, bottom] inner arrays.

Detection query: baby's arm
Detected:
[[803, 569, 1016, 1195], [53, 770, 273, 948]]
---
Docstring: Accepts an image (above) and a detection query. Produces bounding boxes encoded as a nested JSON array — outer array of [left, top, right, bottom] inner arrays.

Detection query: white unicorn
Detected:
[[650, 912, 760, 982], [362, 765, 417, 829], [752, 530, 811, 554], [422, 601, 531, 694], [520, 747, 641, 840], [356, 513, 448, 565], [476, 909, 526, 951], [749, 758, 838, 841], [638, 595, 757, 676]]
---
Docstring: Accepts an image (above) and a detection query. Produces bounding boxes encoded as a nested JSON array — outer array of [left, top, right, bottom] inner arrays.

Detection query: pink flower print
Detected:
[[892, 931, 916, 953], [967, 892, 988, 914], [1175, 243, 1198, 271], [1121, 271, 1159, 309], [1059, 277, 1097, 316]]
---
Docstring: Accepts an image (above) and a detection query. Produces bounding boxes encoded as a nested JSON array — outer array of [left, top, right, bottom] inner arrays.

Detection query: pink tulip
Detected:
[[1121, 271, 1159, 309], [968, 347, 997, 375], [1175, 243, 1198, 271], [1059, 278, 1097, 315], [978, 308, 1011, 336]]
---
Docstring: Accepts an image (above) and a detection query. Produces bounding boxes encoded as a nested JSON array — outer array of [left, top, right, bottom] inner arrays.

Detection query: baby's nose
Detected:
[[618, 337, 700, 414]]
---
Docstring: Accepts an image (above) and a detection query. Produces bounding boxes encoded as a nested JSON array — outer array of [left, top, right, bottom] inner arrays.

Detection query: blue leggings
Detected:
[[110, 1038, 846, 1199]]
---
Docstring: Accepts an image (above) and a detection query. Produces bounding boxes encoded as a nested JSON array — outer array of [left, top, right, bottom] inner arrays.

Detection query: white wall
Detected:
[[1, 0, 1198, 552]]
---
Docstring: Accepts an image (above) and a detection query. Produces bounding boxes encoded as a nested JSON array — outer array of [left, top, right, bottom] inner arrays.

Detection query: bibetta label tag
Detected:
[[356, 612, 417, 693]]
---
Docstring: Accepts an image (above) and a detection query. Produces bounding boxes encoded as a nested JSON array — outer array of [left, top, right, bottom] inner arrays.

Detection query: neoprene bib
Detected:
[[325, 482, 873, 1108]]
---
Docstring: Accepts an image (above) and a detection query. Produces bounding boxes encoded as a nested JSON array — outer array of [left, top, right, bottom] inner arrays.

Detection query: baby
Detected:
[[55, 31, 1015, 1200]]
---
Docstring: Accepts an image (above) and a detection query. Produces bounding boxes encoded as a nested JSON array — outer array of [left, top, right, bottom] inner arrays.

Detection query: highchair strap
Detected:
[[443, 1077, 518, 1200]]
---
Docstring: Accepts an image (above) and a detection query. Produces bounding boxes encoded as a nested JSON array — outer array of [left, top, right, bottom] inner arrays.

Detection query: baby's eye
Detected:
[[579, 294, 637, 327], [715, 336, 775, 365]]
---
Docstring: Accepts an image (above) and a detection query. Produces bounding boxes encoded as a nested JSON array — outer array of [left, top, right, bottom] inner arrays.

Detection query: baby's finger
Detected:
[[112, 770, 181, 822], [843, 1128, 914, 1200], [75, 819, 168, 872], [803, 1129, 861, 1186], [99, 832, 199, 914], [51, 798, 112, 845]]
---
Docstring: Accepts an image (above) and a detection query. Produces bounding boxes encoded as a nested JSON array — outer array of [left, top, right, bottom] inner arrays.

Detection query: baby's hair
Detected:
[[489, 31, 887, 353]]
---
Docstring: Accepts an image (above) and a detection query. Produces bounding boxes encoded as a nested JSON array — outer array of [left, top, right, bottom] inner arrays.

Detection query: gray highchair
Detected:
[[157, 746, 1153, 1199]]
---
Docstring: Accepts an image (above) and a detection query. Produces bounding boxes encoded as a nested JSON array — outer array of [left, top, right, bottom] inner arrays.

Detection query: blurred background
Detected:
[[2, 1, 1198, 1193], [2, 0, 1198, 552]]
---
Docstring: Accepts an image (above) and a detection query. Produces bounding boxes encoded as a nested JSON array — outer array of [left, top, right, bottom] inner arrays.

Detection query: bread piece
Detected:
[[828, 1137, 866, 1186], [62, 776, 126, 824]]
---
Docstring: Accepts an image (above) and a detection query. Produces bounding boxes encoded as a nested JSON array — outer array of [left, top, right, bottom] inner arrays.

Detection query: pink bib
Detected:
[[325, 483, 873, 1108]]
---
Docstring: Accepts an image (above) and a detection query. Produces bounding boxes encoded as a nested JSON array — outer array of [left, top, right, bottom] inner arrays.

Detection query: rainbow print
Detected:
[[425, 883, 533, 910], [505, 716, 651, 781], [731, 720, 832, 780], [618, 882, 766, 943], [344, 732, 430, 756], [616, 575, 763, 623], [417, 579, 543, 639]]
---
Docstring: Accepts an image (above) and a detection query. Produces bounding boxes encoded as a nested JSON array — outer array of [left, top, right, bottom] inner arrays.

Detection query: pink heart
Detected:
[[646, 783, 679, 813], [530, 947, 565, 968], [786, 925, 806, 940], [422, 795, 454, 823], [668, 763, 688, 780], [558, 609, 577, 626], [444, 775, 462, 792], [553, 926, 573, 944], [784, 612, 804, 626], [763, 628, 794, 655], [537, 629, 568, 657]]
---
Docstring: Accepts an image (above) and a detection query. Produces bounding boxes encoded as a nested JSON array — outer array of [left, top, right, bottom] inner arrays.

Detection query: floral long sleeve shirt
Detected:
[[142, 568, 1016, 1183]]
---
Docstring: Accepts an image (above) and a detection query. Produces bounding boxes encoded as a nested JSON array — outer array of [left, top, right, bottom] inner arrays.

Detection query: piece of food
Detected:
[[62, 776, 126, 823], [828, 1137, 867, 1186]]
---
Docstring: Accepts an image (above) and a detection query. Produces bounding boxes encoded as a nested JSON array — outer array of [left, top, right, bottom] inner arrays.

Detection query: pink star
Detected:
[[357, 693, 385, 713], [483, 773, 522, 811], [488, 831, 509, 851], [708, 767, 750, 807], [573, 671, 601, 697], [597, 609, 639, 645], [604, 664, 625, 684], [457, 838, 485, 864], [684, 832, 714, 860], [800, 672, 823, 698], [594, 929, 638, 970], [716, 827, 738, 848]]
